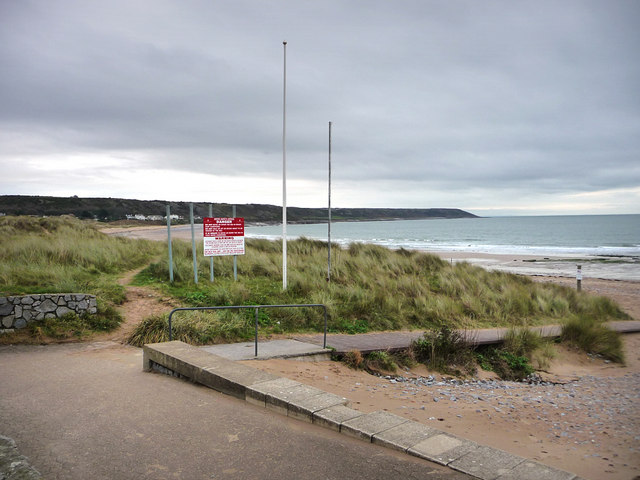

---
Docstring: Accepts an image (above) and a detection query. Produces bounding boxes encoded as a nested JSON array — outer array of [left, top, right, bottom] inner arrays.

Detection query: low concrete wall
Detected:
[[0, 294, 97, 330]]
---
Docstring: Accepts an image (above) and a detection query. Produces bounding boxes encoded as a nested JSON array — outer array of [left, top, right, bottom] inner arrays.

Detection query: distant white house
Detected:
[[126, 214, 180, 221]]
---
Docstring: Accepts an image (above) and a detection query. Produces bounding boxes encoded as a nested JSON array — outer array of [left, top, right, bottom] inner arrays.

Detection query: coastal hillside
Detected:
[[0, 195, 477, 224]]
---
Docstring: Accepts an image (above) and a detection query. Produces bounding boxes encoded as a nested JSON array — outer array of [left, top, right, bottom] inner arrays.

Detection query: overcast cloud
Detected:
[[1, 0, 639, 215]]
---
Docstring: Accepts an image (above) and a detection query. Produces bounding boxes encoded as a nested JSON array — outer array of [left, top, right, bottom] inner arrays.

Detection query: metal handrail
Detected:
[[167, 304, 328, 357]]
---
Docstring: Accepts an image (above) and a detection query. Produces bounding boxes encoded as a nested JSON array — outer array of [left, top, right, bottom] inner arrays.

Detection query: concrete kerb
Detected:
[[494, 460, 579, 480], [372, 421, 441, 453], [143, 341, 581, 480], [448, 445, 525, 480], [312, 405, 365, 431], [341, 410, 410, 442], [408, 433, 480, 466]]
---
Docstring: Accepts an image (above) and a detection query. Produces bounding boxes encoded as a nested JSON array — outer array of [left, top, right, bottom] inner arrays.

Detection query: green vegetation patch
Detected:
[[133, 236, 629, 345], [0, 304, 123, 345], [127, 310, 254, 347], [340, 348, 414, 374], [0, 216, 162, 342], [411, 326, 477, 376]]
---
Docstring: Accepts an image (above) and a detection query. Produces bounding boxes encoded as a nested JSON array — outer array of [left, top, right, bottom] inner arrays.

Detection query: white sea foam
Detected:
[[245, 215, 640, 281]]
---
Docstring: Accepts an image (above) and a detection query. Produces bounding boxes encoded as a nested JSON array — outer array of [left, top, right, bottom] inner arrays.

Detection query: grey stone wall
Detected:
[[0, 294, 97, 330]]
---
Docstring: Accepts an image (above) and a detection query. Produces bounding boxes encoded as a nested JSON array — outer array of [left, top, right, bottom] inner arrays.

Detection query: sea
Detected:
[[245, 215, 640, 281]]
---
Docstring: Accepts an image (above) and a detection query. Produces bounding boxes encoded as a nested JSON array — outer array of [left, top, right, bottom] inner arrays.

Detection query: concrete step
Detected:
[[143, 340, 583, 480], [201, 339, 332, 361]]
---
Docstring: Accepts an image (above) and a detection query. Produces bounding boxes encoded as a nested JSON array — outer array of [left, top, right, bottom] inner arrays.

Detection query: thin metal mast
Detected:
[[328, 121, 332, 283], [282, 41, 288, 290]]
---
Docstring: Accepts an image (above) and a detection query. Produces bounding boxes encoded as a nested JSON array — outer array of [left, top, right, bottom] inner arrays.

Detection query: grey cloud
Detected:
[[0, 0, 638, 213]]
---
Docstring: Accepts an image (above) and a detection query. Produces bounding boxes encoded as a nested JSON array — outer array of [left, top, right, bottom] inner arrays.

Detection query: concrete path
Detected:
[[202, 339, 331, 361], [0, 342, 471, 480]]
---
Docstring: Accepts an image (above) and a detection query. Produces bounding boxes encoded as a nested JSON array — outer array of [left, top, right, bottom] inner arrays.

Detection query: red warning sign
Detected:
[[203, 217, 245, 256]]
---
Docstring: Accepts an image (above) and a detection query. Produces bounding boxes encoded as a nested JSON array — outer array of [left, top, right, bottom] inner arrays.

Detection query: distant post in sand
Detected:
[[576, 264, 582, 291]]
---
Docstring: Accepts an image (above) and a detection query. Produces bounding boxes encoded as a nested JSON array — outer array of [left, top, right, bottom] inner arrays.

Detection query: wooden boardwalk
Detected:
[[295, 320, 640, 355]]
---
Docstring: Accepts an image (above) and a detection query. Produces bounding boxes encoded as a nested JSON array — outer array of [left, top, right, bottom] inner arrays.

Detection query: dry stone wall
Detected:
[[0, 294, 97, 330]]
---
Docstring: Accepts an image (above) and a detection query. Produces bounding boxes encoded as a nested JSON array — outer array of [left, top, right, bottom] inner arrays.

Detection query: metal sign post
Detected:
[[209, 204, 214, 282], [190, 203, 198, 284], [166, 204, 174, 283]]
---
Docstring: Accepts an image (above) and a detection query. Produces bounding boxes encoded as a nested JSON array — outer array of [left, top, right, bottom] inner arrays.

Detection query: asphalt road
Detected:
[[0, 342, 470, 480]]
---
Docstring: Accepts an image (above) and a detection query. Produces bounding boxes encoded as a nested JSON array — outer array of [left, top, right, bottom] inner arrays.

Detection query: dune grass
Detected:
[[0, 216, 163, 341], [560, 316, 624, 363], [128, 236, 629, 350], [0, 216, 162, 298]]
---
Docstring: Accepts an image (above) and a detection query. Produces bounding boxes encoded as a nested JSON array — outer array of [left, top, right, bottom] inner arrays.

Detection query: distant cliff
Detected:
[[0, 195, 478, 224]]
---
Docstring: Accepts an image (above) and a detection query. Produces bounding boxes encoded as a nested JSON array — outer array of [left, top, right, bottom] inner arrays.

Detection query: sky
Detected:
[[1, 0, 639, 216]]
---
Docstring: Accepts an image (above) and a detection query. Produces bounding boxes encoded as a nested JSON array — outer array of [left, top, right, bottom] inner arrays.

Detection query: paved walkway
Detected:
[[0, 343, 470, 480]]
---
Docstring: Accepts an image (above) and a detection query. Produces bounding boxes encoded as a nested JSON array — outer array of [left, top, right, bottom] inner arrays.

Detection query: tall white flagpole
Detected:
[[282, 41, 288, 290], [327, 121, 332, 283]]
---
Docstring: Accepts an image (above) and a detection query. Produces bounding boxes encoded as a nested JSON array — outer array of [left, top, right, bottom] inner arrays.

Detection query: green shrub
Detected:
[[6, 307, 123, 343], [343, 349, 364, 369], [364, 350, 398, 373], [411, 326, 476, 376], [126, 310, 253, 347], [476, 348, 534, 381], [502, 328, 544, 357]]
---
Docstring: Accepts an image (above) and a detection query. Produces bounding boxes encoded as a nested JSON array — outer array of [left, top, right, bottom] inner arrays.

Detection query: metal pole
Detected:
[[282, 40, 288, 290], [166, 204, 174, 283], [254, 308, 259, 357], [327, 121, 332, 283], [323, 306, 327, 349], [209, 204, 214, 282], [233, 205, 238, 281], [190, 202, 198, 284]]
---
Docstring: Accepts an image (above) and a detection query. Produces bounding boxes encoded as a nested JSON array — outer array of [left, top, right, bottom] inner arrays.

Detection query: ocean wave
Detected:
[[245, 233, 640, 258]]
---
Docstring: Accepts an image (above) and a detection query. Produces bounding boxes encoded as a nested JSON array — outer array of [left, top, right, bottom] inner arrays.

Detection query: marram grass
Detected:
[[130, 236, 629, 346], [0, 216, 162, 342], [0, 215, 162, 300]]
